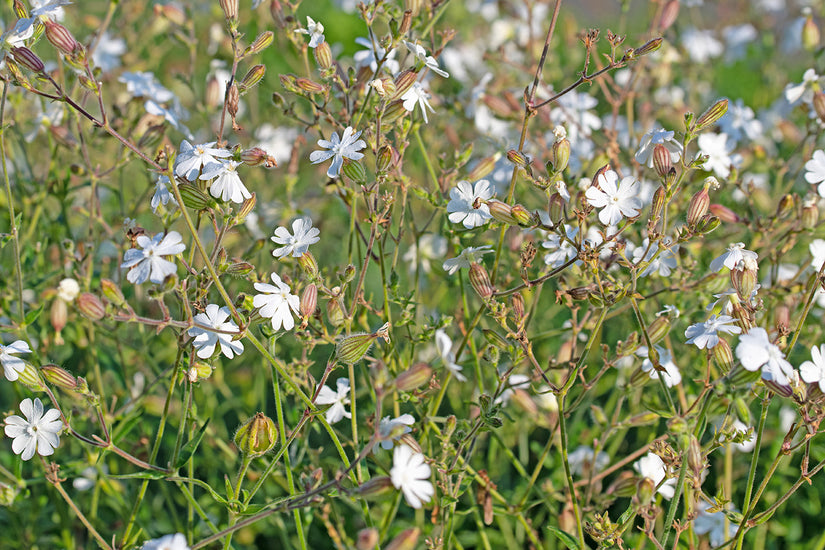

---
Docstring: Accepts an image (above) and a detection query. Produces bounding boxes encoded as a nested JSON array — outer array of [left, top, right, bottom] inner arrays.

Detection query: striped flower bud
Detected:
[[241, 147, 276, 167], [712, 338, 734, 373], [553, 137, 570, 173], [647, 315, 671, 344], [178, 182, 211, 210], [687, 184, 710, 226], [395, 362, 432, 392], [506, 149, 530, 168], [731, 256, 758, 299], [802, 195, 819, 229], [17, 363, 46, 392], [356, 477, 395, 498], [693, 98, 728, 132], [219, 0, 238, 20], [384, 528, 420, 550], [511, 204, 533, 226], [300, 284, 317, 318], [709, 203, 742, 224], [77, 292, 105, 320], [484, 199, 518, 225], [44, 20, 80, 56], [467, 155, 497, 182], [100, 279, 126, 308], [297, 251, 319, 279], [653, 144, 672, 178], [341, 159, 367, 183], [314, 41, 333, 70], [510, 293, 526, 325], [335, 323, 391, 364], [41, 364, 78, 390], [376, 144, 397, 174], [11, 47, 44, 72], [392, 70, 418, 100], [382, 100, 408, 123], [658, 0, 679, 32], [469, 263, 494, 299], [234, 413, 278, 457], [634, 37, 663, 57], [246, 31, 275, 55], [239, 65, 266, 92], [775, 193, 795, 220]]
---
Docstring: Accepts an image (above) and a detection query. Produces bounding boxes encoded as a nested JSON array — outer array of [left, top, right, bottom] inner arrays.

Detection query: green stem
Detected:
[[733, 394, 771, 550]]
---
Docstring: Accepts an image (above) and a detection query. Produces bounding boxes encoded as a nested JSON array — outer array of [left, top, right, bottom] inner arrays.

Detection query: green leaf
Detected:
[[24, 304, 44, 326], [110, 471, 168, 481], [547, 526, 580, 549], [174, 418, 211, 470]]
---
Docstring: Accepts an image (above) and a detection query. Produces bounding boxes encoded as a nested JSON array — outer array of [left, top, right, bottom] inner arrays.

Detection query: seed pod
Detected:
[[341, 160, 367, 183], [730, 256, 758, 299], [234, 413, 278, 457], [226, 82, 240, 117]]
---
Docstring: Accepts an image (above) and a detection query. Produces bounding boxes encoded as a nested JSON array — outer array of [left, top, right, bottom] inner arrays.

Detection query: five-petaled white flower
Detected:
[[543, 226, 579, 269], [141, 533, 190, 550], [694, 501, 738, 547], [443, 245, 493, 275], [315, 378, 352, 424], [585, 170, 642, 226], [697, 132, 736, 179], [684, 314, 741, 349], [800, 344, 825, 392], [174, 140, 231, 181], [295, 16, 325, 48], [446, 179, 494, 229], [805, 150, 825, 198], [568, 445, 610, 477], [200, 160, 251, 204], [390, 444, 434, 509], [1, 340, 32, 381], [637, 345, 682, 387], [403, 41, 449, 77], [271, 218, 320, 259], [435, 329, 466, 381], [121, 231, 186, 285], [119, 71, 175, 103], [634, 452, 676, 500], [4, 397, 62, 461], [309, 127, 367, 178], [401, 82, 436, 123], [253, 273, 300, 331], [403, 234, 447, 274], [188, 304, 244, 359], [635, 128, 683, 168], [709, 243, 758, 272], [151, 176, 177, 214], [735, 327, 794, 386], [375, 414, 415, 451]]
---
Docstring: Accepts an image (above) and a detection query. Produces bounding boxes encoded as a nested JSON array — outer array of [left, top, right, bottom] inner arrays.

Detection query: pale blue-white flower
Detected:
[[585, 170, 641, 226], [390, 444, 434, 509], [1, 340, 32, 381], [685, 314, 741, 349], [253, 273, 300, 331], [120, 231, 186, 284], [401, 82, 435, 123], [709, 242, 757, 272], [188, 305, 243, 359], [443, 245, 493, 275], [200, 160, 251, 204], [4, 397, 62, 460], [309, 127, 367, 178], [295, 16, 325, 48], [315, 378, 351, 424], [271, 218, 320, 259], [174, 140, 231, 181]]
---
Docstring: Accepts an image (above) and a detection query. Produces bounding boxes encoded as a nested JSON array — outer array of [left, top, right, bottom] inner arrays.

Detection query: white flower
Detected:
[[799, 344, 825, 392], [568, 446, 610, 477], [542, 226, 579, 269], [151, 176, 177, 214], [585, 170, 642, 226], [435, 329, 466, 381], [57, 278, 80, 302], [634, 452, 676, 499], [442, 245, 493, 275], [784, 68, 822, 106], [174, 140, 231, 181], [315, 378, 351, 424], [30, 0, 71, 20], [709, 243, 758, 272], [200, 160, 251, 204], [141, 533, 190, 550], [694, 501, 738, 546], [1, 340, 32, 381], [681, 28, 723, 62], [446, 179, 494, 229], [805, 150, 825, 198], [634, 128, 683, 167], [295, 16, 325, 48], [684, 314, 741, 349], [353, 36, 399, 74], [735, 327, 794, 386], [403, 41, 449, 77], [1, 18, 35, 49], [630, 238, 678, 277], [403, 234, 447, 274], [271, 218, 320, 258], [390, 444, 434, 509], [188, 304, 243, 359], [637, 346, 682, 387], [718, 99, 763, 144], [91, 32, 126, 72], [4, 397, 62, 460], [120, 231, 186, 285], [401, 82, 435, 123], [253, 273, 300, 331], [119, 71, 174, 102], [309, 126, 367, 178], [697, 133, 736, 178], [375, 414, 415, 451]]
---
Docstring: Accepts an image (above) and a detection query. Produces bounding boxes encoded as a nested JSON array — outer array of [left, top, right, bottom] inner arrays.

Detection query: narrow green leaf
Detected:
[[174, 418, 211, 469]]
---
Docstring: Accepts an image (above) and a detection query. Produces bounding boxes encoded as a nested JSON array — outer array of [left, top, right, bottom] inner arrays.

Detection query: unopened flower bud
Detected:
[[775, 193, 795, 219], [802, 196, 819, 229], [296, 78, 326, 94], [300, 284, 317, 318], [395, 362, 432, 392], [385, 528, 420, 550], [803, 14, 820, 51], [687, 435, 704, 480], [11, 46, 44, 72], [356, 477, 395, 498], [234, 412, 278, 457], [687, 184, 710, 226], [13, 0, 28, 19], [298, 251, 319, 279], [775, 304, 790, 333], [696, 213, 720, 234], [326, 298, 344, 327], [731, 256, 758, 299], [247, 31, 275, 55], [77, 292, 106, 320], [226, 82, 240, 117], [392, 70, 418, 100], [469, 263, 494, 299], [467, 155, 497, 182], [648, 186, 666, 225], [713, 338, 734, 373], [279, 74, 300, 93], [634, 37, 663, 57], [548, 192, 566, 225], [357, 527, 380, 550], [566, 286, 591, 301], [647, 315, 671, 344], [710, 203, 742, 224], [636, 477, 656, 505], [507, 149, 529, 168], [335, 323, 391, 364], [241, 147, 276, 168], [188, 362, 214, 383], [382, 100, 408, 123], [694, 98, 728, 132], [239, 65, 266, 92], [341, 160, 367, 183], [178, 182, 211, 210], [484, 199, 518, 225], [482, 329, 509, 350], [652, 144, 672, 178], [552, 138, 570, 173], [511, 204, 533, 226], [41, 364, 78, 390], [17, 362, 46, 392], [51, 298, 68, 334], [100, 279, 126, 308], [376, 144, 397, 174], [158, 3, 186, 25], [314, 41, 333, 70], [219, 0, 238, 20], [658, 0, 679, 32], [44, 20, 81, 56]]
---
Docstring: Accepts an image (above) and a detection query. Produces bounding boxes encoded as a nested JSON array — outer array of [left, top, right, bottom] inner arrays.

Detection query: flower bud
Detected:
[[647, 315, 671, 344], [399, 9, 413, 34], [696, 214, 720, 234], [385, 528, 420, 550], [652, 144, 672, 178], [219, 0, 238, 20], [370, 77, 396, 97], [357, 528, 380, 550], [392, 70, 418, 100], [44, 20, 81, 56], [709, 203, 742, 224], [687, 435, 704, 481], [376, 144, 397, 174], [296, 78, 326, 95], [11, 47, 44, 72], [511, 204, 533, 226], [693, 98, 728, 132], [635, 477, 656, 505], [341, 159, 367, 183], [300, 284, 317, 318], [234, 412, 278, 457], [469, 262, 494, 299], [382, 100, 408, 123], [279, 74, 300, 93], [726, 364, 761, 387], [553, 138, 570, 173], [548, 192, 566, 225], [803, 14, 820, 51], [395, 362, 432, 392], [507, 149, 530, 168], [326, 298, 345, 327], [648, 186, 666, 225], [100, 279, 126, 308], [687, 184, 710, 226], [226, 82, 240, 117], [730, 256, 758, 299], [712, 338, 734, 373], [41, 364, 78, 390], [634, 37, 663, 57], [482, 329, 509, 350], [775, 193, 795, 219], [13, 0, 28, 19], [356, 477, 395, 498], [158, 3, 186, 25], [484, 199, 518, 225], [178, 182, 211, 210], [467, 155, 498, 182], [658, 0, 679, 32], [314, 41, 333, 70], [17, 362, 46, 392], [241, 147, 277, 168], [298, 251, 319, 279], [247, 31, 275, 55], [51, 298, 68, 334], [335, 323, 390, 364], [239, 65, 266, 92], [187, 362, 214, 383], [802, 195, 819, 229], [77, 292, 106, 320]]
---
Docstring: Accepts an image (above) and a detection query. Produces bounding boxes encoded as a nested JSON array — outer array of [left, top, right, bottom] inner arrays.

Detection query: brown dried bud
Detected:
[[226, 82, 240, 117], [650, 186, 666, 223], [11, 47, 44, 72], [399, 9, 414, 33], [41, 364, 78, 390], [469, 262, 494, 299], [775, 304, 790, 333], [219, 0, 238, 20], [709, 203, 742, 224], [314, 41, 333, 70], [77, 292, 105, 320], [395, 362, 432, 392], [658, 0, 680, 32], [510, 293, 526, 325], [44, 20, 81, 56], [239, 65, 266, 92], [300, 284, 317, 318], [652, 144, 672, 178], [392, 70, 418, 100], [694, 98, 728, 132]]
